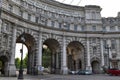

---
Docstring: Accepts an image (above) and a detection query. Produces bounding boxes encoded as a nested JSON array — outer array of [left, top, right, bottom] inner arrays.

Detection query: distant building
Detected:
[[0, 0, 120, 76]]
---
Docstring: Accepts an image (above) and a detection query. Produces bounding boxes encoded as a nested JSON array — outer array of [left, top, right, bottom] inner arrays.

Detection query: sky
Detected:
[[15, 43, 28, 59], [56, 0, 120, 17]]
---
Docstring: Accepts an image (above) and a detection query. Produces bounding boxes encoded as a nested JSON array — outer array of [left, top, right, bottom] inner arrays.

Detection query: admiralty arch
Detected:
[[0, 0, 120, 76]]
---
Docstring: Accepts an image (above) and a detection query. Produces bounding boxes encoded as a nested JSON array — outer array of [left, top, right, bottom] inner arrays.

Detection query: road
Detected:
[[0, 74, 120, 80]]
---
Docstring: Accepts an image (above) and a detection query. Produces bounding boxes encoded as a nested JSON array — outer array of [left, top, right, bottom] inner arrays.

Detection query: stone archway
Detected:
[[16, 33, 36, 75], [91, 60, 100, 74], [0, 55, 9, 76], [42, 38, 60, 74], [67, 41, 85, 71]]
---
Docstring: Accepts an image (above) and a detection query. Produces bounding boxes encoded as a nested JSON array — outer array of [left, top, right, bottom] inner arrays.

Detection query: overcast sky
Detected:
[[15, 44, 28, 59], [56, 0, 120, 17]]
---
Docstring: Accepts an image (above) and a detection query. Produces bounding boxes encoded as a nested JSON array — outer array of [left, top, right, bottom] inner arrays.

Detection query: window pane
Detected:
[[74, 25, 77, 31]]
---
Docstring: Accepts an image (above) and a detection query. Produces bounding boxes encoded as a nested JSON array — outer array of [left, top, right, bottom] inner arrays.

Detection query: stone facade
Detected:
[[0, 0, 120, 76]]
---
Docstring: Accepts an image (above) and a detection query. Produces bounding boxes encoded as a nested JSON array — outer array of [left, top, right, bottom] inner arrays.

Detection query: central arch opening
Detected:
[[67, 41, 85, 72], [42, 39, 61, 74], [16, 33, 36, 75]]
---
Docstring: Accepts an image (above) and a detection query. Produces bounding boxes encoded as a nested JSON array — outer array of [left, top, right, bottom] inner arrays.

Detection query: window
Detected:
[[19, 9, 23, 17], [59, 23, 62, 29], [35, 17, 39, 23], [8, 4, 13, 12], [103, 40, 107, 50], [28, 14, 31, 20], [66, 24, 70, 30], [111, 40, 116, 49], [102, 26, 106, 31], [110, 26, 115, 31], [81, 26, 85, 31], [45, 20, 47, 26], [92, 11, 96, 19], [51, 21, 55, 27], [2, 23, 9, 32], [118, 26, 120, 31], [51, 13, 55, 17], [92, 26, 96, 31], [92, 38, 96, 43], [74, 25, 78, 31]]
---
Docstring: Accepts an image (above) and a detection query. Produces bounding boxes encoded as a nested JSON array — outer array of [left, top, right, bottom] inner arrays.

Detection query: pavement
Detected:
[[0, 74, 120, 80]]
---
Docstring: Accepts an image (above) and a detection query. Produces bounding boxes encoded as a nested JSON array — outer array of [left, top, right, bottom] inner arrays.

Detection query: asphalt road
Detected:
[[0, 74, 120, 80]]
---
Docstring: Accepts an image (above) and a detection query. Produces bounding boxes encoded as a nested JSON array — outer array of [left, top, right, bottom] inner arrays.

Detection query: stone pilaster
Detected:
[[116, 39, 120, 58], [100, 39, 105, 66], [37, 32, 43, 74], [61, 36, 68, 74], [56, 52, 59, 73], [51, 53, 55, 73], [107, 39, 112, 68], [86, 38, 92, 70], [100, 39, 105, 72], [9, 26, 16, 76], [107, 39, 112, 58]]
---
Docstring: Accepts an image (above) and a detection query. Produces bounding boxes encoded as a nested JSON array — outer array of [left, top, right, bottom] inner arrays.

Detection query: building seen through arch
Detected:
[[0, 0, 120, 76]]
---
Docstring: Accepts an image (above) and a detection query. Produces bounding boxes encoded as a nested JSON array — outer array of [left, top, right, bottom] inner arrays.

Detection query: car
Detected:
[[78, 70, 92, 75], [107, 68, 120, 76]]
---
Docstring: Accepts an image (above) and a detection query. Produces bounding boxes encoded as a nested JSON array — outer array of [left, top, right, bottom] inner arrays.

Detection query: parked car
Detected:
[[107, 68, 120, 76], [78, 70, 92, 75]]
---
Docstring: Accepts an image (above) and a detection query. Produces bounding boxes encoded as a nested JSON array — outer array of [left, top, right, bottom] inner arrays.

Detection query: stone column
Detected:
[[61, 36, 68, 74], [37, 32, 43, 74], [107, 39, 112, 68], [9, 26, 16, 76], [100, 39, 105, 67], [56, 52, 59, 73], [100, 39, 105, 72], [51, 52, 55, 73], [86, 38, 92, 70]]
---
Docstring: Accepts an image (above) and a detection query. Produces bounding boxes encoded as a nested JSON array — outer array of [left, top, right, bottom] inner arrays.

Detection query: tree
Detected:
[[42, 48, 51, 68], [15, 58, 20, 69], [23, 53, 28, 68]]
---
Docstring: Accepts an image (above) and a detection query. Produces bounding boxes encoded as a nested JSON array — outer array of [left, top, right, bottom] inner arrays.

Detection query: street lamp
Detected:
[[105, 44, 111, 69], [18, 35, 25, 79]]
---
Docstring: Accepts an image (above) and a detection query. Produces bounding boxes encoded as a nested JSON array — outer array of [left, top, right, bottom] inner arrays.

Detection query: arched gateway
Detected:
[[0, 0, 120, 76]]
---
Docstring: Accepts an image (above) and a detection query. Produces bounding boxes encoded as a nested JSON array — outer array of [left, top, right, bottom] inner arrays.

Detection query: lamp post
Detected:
[[105, 44, 111, 69], [18, 36, 25, 79]]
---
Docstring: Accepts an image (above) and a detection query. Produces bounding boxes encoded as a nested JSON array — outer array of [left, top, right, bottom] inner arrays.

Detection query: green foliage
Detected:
[[42, 48, 51, 68], [15, 58, 20, 69], [15, 53, 28, 69], [23, 53, 28, 68]]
